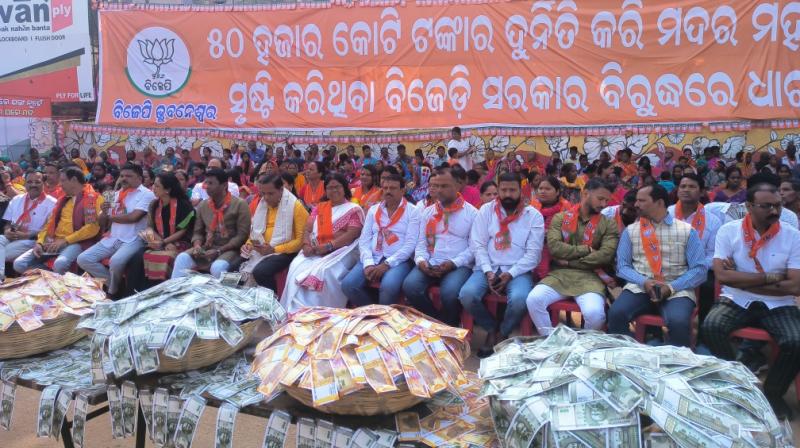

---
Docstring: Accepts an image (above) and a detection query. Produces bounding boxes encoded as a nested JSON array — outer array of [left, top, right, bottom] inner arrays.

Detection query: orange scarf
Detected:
[[355, 186, 381, 209], [742, 213, 780, 273], [614, 207, 624, 232], [315, 201, 334, 246], [529, 197, 542, 210], [425, 194, 465, 252], [674, 201, 706, 239], [115, 188, 135, 214], [375, 199, 406, 251], [639, 217, 663, 281], [44, 183, 64, 200], [494, 199, 525, 250], [208, 192, 232, 240], [303, 181, 324, 206], [46, 184, 98, 237], [561, 205, 615, 284], [155, 198, 177, 238], [15, 192, 46, 227], [249, 196, 261, 216]]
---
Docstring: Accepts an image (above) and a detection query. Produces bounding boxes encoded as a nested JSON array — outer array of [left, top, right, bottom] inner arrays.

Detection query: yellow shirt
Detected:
[[294, 173, 306, 194], [560, 176, 586, 190], [248, 200, 309, 254], [37, 194, 105, 245]]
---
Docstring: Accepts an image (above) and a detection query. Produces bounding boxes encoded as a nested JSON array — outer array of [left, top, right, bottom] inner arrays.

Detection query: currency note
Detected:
[[607, 420, 641, 447], [644, 432, 678, 447], [51, 391, 72, 440], [296, 417, 316, 448], [262, 410, 291, 448], [374, 429, 398, 448], [551, 399, 637, 431], [139, 389, 153, 440], [72, 394, 88, 448], [195, 305, 219, 340], [355, 343, 397, 393], [36, 385, 59, 438], [153, 388, 169, 446], [396, 412, 421, 441], [572, 366, 642, 414], [217, 316, 245, 347], [315, 419, 334, 448], [643, 398, 728, 448], [121, 381, 139, 437], [347, 428, 379, 448], [220, 272, 243, 287], [215, 403, 238, 448], [132, 326, 161, 374], [109, 333, 135, 377], [332, 426, 355, 448], [174, 395, 206, 448], [167, 395, 184, 447], [504, 397, 549, 448], [147, 322, 174, 348], [90, 334, 107, 384], [107, 385, 125, 439], [311, 359, 339, 407], [654, 380, 739, 437], [163, 318, 196, 359], [0, 380, 16, 430]]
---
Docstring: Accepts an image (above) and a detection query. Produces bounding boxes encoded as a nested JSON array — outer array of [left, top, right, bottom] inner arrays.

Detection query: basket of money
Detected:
[[77, 275, 287, 377], [253, 304, 470, 416], [480, 326, 794, 448], [0, 270, 109, 359]]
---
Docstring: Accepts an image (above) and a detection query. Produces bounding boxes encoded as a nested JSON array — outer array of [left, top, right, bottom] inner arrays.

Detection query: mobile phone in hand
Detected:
[[652, 284, 662, 302]]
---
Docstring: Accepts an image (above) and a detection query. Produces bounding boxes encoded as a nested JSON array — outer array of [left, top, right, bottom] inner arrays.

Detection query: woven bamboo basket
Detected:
[[286, 379, 424, 416], [0, 314, 86, 360], [156, 320, 262, 373]]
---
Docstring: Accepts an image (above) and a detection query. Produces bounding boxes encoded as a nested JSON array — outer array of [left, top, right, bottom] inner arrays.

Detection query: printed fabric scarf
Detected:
[[315, 201, 334, 246], [674, 201, 706, 239], [742, 213, 780, 273], [47, 183, 98, 237], [375, 199, 406, 251], [425, 194, 465, 252], [155, 198, 177, 238], [639, 217, 664, 281], [560, 204, 615, 285], [208, 192, 232, 241], [494, 199, 525, 250], [15, 192, 46, 227]]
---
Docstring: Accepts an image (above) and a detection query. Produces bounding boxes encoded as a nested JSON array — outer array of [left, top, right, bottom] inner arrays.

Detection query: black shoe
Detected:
[[737, 349, 768, 375], [476, 347, 494, 358], [767, 396, 795, 421]]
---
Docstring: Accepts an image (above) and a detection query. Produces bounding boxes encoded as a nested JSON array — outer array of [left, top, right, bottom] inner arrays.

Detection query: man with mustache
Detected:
[[459, 172, 544, 357], [703, 181, 800, 420], [78, 163, 155, 297], [0, 172, 57, 282]]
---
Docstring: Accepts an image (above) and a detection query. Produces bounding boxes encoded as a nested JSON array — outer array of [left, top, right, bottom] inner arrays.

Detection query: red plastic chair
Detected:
[[460, 293, 534, 338], [275, 268, 288, 297], [730, 326, 800, 402], [547, 298, 582, 328]]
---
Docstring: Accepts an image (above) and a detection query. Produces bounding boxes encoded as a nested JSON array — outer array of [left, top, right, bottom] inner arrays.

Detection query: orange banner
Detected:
[[96, 1, 800, 130]]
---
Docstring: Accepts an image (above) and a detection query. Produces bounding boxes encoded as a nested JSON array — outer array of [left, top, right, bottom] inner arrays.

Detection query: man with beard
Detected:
[[526, 178, 619, 335], [703, 181, 800, 420], [459, 173, 544, 357], [0, 172, 57, 282], [342, 173, 419, 306], [608, 184, 706, 347], [78, 163, 155, 296], [667, 173, 722, 328], [601, 189, 639, 232], [402, 165, 478, 326]]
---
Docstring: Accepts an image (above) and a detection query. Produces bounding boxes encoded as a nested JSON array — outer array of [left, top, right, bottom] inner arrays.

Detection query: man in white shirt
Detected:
[[459, 173, 544, 357], [0, 172, 57, 281], [667, 173, 722, 329], [190, 158, 240, 206], [77, 163, 155, 296], [402, 166, 478, 327], [341, 173, 420, 306], [703, 181, 800, 420], [447, 126, 473, 171]]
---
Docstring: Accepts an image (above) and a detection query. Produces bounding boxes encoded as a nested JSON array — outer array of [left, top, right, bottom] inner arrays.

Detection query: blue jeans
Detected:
[[77, 238, 145, 294], [458, 271, 534, 337], [402, 266, 472, 327], [14, 243, 84, 275], [342, 260, 413, 307], [171, 252, 230, 279], [608, 290, 696, 347]]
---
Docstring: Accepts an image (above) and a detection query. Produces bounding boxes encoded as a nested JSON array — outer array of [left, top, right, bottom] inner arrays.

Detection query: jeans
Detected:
[[77, 238, 145, 294], [402, 266, 472, 327], [171, 252, 230, 279], [526, 284, 606, 335], [14, 243, 83, 275], [251, 253, 295, 293], [0, 236, 36, 279], [607, 290, 696, 347], [341, 260, 413, 307], [458, 271, 534, 337]]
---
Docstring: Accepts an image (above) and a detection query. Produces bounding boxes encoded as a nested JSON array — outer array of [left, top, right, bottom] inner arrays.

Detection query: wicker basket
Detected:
[[0, 314, 86, 360], [156, 320, 262, 373], [286, 380, 424, 416]]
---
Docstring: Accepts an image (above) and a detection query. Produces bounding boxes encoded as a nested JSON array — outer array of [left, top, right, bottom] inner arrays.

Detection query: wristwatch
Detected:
[[325, 242, 334, 253]]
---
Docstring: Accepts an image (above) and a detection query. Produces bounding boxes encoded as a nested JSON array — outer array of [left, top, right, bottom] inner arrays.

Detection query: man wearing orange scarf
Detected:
[[42, 162, 64, 199], [402, 166, 478, 327], [172, 169, 250, 279], [77, 163, 155, 296], [703, 181, 800, 420], [0, 172, 57, 281], [14, 167, 104, 275], [608, 184, 706, 348], [458, 173, 544, 357]]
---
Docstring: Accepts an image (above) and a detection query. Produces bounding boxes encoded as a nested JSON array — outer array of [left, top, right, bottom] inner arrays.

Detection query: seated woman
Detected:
[[712, 166, 746, 203], [351, 164, 381, 210], [280, 174, 364, 312], [125, 172, 194, 295]]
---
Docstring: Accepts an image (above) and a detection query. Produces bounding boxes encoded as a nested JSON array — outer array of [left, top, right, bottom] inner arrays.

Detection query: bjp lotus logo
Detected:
[[126, 27, 191, 98], [137, 38, 175, 79]]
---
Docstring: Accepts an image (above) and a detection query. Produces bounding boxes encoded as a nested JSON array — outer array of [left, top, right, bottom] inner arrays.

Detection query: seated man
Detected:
[[607, 184, 706, 347], [703, 181, 800, 420], [459, 173, 544, 356], [240, 174, 308, 292], [190, 158, 240, 206], [601, 188, 639, 232], [172, 169, 250, 279], [342, 173, 419, 306], [78, 163, 155, 296], [14, 167, 104, 274], [526, 178, 619, 335], [0, 172, 57, 282], [402, 166, 478, 327]]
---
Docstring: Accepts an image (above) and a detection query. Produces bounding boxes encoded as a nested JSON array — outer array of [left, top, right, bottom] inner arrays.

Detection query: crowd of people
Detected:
[[1, 127, 799, 419]]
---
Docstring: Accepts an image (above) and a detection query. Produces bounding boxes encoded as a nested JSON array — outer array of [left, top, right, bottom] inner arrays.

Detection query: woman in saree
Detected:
[[280, 173, 365, 312], [351, 164, 382, 210]]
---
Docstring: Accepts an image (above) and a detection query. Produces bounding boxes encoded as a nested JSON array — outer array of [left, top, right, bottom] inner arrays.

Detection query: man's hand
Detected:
[[493, 272, 512, 294], [191, 242, 204, 257], [417, 260, 434, 277], [364, 265, 377, 283], [485, 271, 496, 288], [100, 201, 111, 215], [553, 259, 569, 267], [432, 261, 456, 277], [46, 238, 67, 253], [722, 257, 736, 271], [32, 243, 43, 257], [302, 244, 314, 257], [370, 263, 390, 282], [147, 240, 163, 251]]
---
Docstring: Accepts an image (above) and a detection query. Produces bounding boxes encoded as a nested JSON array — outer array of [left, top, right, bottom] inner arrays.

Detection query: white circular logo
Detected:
[[126, 27, 191, 98]]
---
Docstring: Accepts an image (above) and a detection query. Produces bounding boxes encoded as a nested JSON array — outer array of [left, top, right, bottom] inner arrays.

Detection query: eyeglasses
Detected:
[[749, 202, 782, 211]]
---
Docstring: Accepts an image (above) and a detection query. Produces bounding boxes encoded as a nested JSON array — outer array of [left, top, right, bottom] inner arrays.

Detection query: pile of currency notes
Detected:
[[77, 275, 286, 378], [0, 270, 107, 332], [480, 326, 795, 448], [253, 305, 470, 410]]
